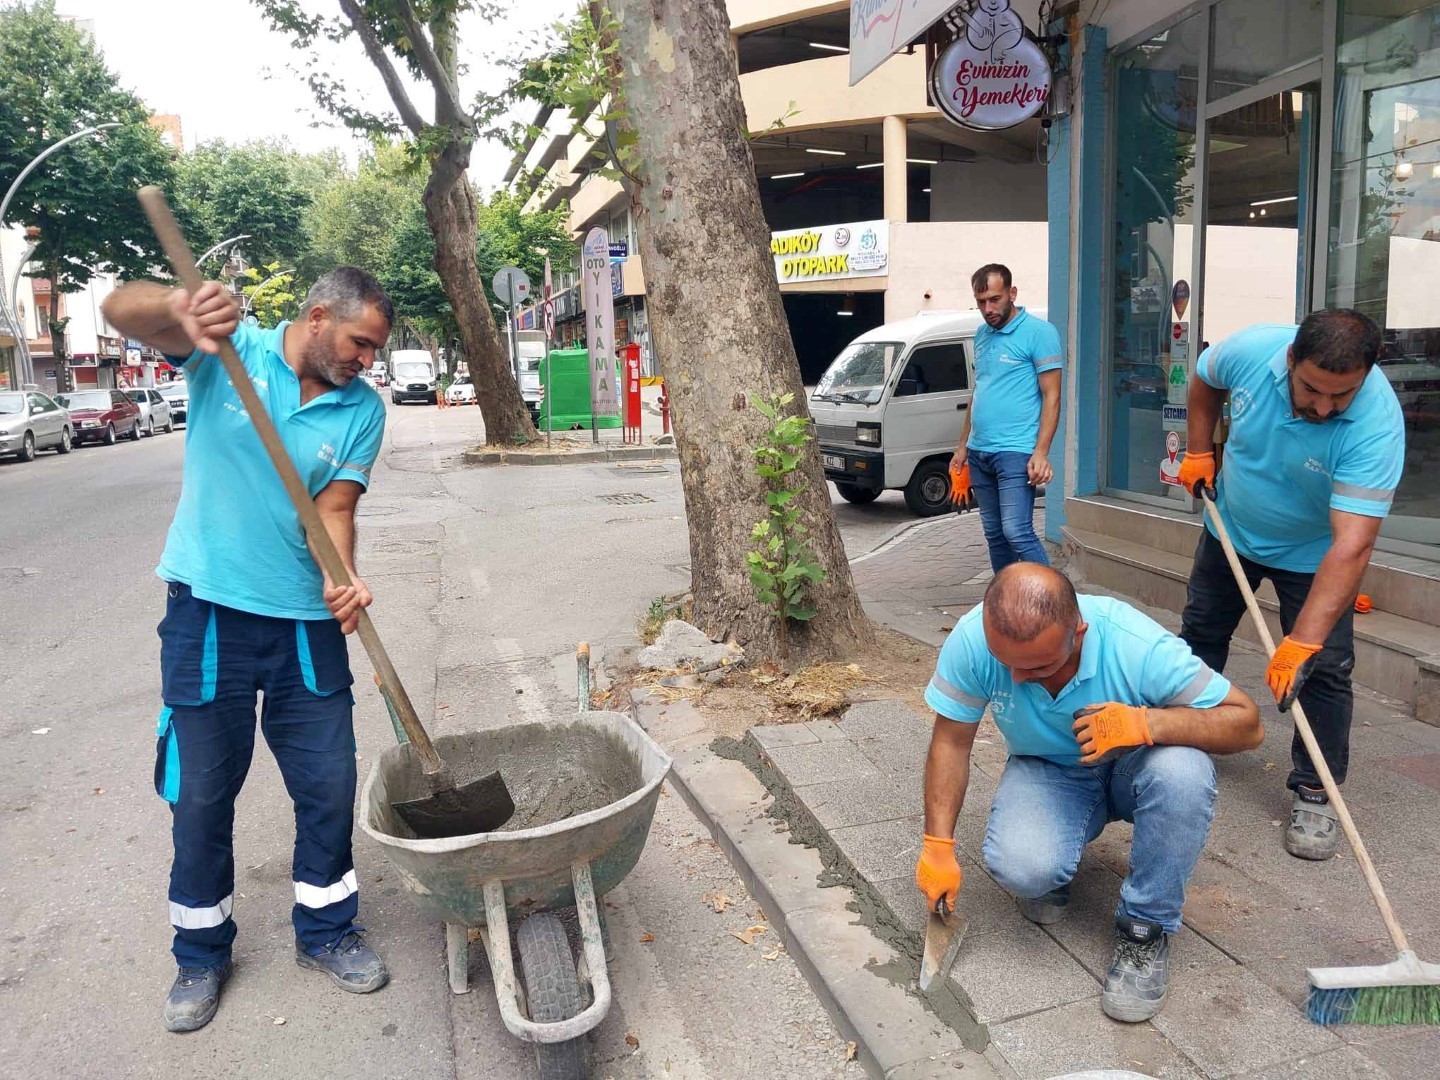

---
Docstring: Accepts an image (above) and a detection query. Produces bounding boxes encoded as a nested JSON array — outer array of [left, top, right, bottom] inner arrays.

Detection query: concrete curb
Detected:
[[630, 694, 1003, 1080], [462, 444, 677, 466]]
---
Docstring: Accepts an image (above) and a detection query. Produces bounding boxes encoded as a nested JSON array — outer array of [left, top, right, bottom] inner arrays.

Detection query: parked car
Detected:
[[371, 361, 388, 387], [390, 349, 438, 405], [156, 380, 189, 425], [126, 387, 175, 436], [55, 388, 143, 445], [444, 376, 477, 405], [0, 390, 74, 461]]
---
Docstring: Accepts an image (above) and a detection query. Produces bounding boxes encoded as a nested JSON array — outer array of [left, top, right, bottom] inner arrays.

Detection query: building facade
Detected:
[[1043, 0, 1440, 719]]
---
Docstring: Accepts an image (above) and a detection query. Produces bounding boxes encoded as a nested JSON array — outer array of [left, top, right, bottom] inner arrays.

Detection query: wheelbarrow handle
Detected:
[[138, 186, 446, 776]]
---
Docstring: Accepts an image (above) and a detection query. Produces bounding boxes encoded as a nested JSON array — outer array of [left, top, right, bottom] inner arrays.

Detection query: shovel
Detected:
[[138, 186, 515, 840], [918, 895, 969, 992]]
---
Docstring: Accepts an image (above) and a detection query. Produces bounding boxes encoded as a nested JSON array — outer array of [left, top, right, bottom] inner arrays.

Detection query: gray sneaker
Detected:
[[1015, 888, 1070, 925], [296, 930, 389, 993], [163, 961, 231, 1032], [1285, 790, 1340, 861], [1102, 917, 1170, 1023]]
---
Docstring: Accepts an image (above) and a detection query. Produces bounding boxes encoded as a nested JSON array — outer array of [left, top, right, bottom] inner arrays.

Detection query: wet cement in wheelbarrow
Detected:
[[378, 723, 644, 839]]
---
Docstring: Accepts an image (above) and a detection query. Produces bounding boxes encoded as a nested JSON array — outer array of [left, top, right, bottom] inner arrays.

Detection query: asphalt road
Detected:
[[0, 402, 862, 1079]]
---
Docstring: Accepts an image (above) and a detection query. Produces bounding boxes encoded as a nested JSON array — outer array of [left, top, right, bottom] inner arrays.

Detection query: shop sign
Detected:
[[611, 261, 624, 297], [849, 0, 955, 86], [929, 1, 1051, 132], [771, 220, 888, 283], [1172, 280, 1190, 321], [1160, 429, 1183, 486], [580, 227, 620, 418], [609, 241, 628, 260]]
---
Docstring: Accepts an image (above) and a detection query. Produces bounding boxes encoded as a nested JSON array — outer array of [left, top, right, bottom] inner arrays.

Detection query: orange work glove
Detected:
[[949, 461, 975, 514], [1072, 702, 1153, 765], [916, 834, 963, 910], [1354, 594, 1373, 614], [1266, 636, 1323, 710], [1177, 450, 1216, 499]]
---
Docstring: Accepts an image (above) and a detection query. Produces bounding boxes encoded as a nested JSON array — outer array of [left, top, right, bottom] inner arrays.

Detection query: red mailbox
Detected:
[[621, 343, 643, 443]]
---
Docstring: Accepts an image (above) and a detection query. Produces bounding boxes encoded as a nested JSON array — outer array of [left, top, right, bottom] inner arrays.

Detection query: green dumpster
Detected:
[[538, 348, 622, 430]]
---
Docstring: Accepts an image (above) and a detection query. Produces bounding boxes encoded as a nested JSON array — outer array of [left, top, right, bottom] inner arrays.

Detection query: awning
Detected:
[[849, 0, 958, 86]]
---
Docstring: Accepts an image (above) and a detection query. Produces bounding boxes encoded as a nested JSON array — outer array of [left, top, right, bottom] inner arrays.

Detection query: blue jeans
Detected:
[[982, 748, 1217, 932], [156, 583, 360, 968], [968, 448, 1048, 572]]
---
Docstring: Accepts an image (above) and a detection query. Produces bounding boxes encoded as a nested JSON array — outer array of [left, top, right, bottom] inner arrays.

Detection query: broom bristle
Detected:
[[1307, 983, 1440, 1026]]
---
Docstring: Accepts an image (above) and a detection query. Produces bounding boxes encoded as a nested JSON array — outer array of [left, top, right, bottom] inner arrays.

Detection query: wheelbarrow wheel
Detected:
[[517, 913, 590, 1080]]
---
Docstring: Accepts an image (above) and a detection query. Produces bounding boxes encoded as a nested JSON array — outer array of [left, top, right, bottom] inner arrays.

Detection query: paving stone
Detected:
[[988, 997, 1202, 1080], [948, 922, 1101, 1025], [750, 722, 820, 750], [797, 775, 921, 831], [1149, 966, 1341, 1077], [1041, 859, 1237, 985], [838, 699, 933, 742], [858, 734, 931, 782], [1337, 1026, 1440, 1074], [1237, 1046, 1391, 1079], [761, 739, 885, 787], [831, 816, 926, 883], [805, 718, 851, 743], [870, 856, 1027, 944]]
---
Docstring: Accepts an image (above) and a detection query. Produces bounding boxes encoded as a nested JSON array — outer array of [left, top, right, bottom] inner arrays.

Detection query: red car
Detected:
[[55, 388, 143, 445]]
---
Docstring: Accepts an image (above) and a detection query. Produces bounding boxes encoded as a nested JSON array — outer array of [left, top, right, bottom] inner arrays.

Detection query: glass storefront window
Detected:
[[1107, 15, 1204, 498], [1209, 0, 1324, 99], [1328, 1, 1440, 550]]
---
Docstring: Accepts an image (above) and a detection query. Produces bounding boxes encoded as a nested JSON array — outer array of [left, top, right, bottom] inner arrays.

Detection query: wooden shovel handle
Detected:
[[138, 186, 445, 775], [1199, 491, 1409, 955]]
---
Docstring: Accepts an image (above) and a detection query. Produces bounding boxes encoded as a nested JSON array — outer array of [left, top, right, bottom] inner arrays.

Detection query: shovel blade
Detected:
[[394, 770, 516, 839], [919, 907, 969, 992]]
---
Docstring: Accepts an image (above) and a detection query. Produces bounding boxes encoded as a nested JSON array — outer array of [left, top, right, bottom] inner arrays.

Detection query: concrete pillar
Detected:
[[883, 115, 908, 224]]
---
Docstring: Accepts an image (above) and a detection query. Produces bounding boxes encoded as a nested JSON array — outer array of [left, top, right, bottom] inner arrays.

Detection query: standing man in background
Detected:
[[951, 264, 1063, 571], [1176, 311, 1404, 861]]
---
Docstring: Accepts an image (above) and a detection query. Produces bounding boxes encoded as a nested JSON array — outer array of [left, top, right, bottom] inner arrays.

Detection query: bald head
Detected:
[[983, 564, 1081, 645]]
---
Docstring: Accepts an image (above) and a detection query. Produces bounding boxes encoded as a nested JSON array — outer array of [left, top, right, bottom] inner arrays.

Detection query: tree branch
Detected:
[[392, 0, 466, 127], [337, 0, 427, 135]]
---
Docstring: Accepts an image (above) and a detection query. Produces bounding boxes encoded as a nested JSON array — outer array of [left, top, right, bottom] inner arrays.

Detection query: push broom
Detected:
[[1200, 488, 1440, 1026]]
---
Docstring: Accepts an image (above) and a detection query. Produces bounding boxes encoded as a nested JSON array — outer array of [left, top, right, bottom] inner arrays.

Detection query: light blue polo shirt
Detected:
[[156, 322, 386, 620], [1197, 324, 1404, 573], [967, 307, 1064, 454], [925, 595, 1231, 766]]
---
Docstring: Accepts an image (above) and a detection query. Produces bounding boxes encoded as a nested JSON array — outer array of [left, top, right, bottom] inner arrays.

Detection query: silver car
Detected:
[[126, 388, 174, 437], [156, 381, 188, 426], [0, 390, 74, 461]]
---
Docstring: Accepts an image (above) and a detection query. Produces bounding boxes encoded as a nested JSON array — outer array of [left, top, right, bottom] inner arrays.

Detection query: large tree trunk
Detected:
[[610, 0, 873, 663], [424, 144, 537, 445], [46, 264, 69, 392]]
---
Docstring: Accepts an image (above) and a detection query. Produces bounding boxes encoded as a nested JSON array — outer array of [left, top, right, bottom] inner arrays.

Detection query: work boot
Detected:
[[1285, 787, 1340, 861], [1102, 916, 1170, 1023], [1015, 887, 1070, 925], [163, 961, 231, 1032], [296, 929, 389, 993]]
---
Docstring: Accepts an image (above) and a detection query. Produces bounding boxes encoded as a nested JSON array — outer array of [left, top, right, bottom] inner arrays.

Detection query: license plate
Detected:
[[821, 453, 845, 470]]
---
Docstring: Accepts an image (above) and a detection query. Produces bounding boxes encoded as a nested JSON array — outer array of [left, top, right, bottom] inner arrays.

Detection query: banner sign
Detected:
[[849, 0, 955, 86], [770, 220, 888, 283], [581, 227, 620, 419], [930, 2, 1052, 131]]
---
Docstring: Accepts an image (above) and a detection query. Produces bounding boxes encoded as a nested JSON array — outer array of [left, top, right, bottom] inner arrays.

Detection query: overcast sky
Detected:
[[58, 0, 577, 191]]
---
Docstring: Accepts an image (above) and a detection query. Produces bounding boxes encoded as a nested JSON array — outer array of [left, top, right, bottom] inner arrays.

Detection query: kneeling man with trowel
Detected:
[[915, 564, 1261, 1022]]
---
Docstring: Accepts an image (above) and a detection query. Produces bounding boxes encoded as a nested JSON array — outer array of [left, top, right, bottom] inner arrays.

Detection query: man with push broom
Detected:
[[103, 268, 394, 1032], [917, 564, 1261, 1022], [1176, 310, 1404, 862]]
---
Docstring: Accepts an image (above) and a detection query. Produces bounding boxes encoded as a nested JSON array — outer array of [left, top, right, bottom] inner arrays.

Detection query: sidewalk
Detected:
[[752, 511, 1440, 1079]]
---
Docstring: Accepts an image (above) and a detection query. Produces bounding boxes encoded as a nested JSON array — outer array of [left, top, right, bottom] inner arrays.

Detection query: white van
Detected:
[[810, 309, 1047, 517], [389, 349, 438, 405]]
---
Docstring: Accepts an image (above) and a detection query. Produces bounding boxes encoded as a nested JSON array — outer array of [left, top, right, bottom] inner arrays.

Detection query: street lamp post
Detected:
[[197, 234, 251, 269], [0, 123, 120, 390]]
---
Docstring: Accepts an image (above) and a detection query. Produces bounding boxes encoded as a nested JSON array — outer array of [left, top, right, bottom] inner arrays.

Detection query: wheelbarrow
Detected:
[[360, 645, 672, 1078]]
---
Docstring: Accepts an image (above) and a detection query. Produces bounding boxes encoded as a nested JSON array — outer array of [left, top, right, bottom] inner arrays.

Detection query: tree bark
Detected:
[[423, 144, 536, 443], [609, 0, 873, 663], [46, 261, 70, 392]]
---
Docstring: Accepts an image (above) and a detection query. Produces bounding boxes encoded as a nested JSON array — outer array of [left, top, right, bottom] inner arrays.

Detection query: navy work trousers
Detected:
[[155, 582, 359, 968]]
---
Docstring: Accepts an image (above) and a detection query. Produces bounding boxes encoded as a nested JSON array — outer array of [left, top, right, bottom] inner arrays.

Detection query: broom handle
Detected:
[[1200, 491, 1411, 956], [137, 186, 445, 776]]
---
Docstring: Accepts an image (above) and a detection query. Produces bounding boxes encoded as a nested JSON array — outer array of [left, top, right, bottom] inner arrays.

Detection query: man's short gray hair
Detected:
[[301, 266, 395, 327]]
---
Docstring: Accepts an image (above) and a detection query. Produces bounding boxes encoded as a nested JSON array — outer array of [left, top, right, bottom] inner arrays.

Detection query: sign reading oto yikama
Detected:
[[930, 1, 1052, 131], [581, 227, 620, 419]]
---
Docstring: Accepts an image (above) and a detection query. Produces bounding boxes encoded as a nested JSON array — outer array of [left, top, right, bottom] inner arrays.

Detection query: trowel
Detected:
[[919, 896, 969, 992]]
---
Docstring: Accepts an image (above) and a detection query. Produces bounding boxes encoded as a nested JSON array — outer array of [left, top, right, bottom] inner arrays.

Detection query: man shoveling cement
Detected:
[[916, 564, 1261, 1022], [103, 268, 394, 1032]]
